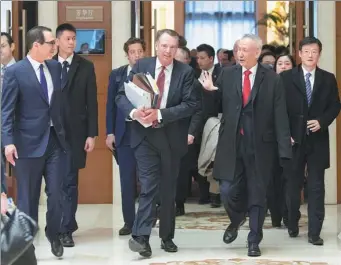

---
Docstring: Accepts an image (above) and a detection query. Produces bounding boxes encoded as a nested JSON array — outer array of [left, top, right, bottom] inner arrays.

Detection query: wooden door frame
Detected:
[[336, 2, 341, 204]]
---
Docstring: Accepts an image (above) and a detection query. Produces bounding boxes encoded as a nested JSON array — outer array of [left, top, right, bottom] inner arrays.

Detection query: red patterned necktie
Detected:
[[240, 70, 252, 135], [153, 66, 166, 127]]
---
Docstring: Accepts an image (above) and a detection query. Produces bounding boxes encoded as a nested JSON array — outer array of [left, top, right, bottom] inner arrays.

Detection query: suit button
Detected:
[[236, 106, 240, 110]]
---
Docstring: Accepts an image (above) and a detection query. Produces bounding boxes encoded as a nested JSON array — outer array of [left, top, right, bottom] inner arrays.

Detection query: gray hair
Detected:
[[240, 34, 263, 50]]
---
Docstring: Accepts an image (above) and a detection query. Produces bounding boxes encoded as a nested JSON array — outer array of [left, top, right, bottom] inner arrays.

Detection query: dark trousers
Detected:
[[267, 163, 287, 226], [117, 144, 136, 228], [286, 139, 325, 238], [14, 128, 66, 240], [1, 150, 7, 193], [219, 137, 266, 244], [176, 143, 200, 205], [60, 150, 79, 234], [133, 129, 180, 240]]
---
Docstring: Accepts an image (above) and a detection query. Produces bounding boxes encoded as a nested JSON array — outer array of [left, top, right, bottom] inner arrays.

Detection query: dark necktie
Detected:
[[305, 72, 312, 105], [61, 61, 69, 88], [39, 64, 49, 102]]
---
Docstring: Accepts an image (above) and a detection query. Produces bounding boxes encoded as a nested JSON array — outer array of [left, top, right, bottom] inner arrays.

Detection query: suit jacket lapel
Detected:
[[148, 57, 157, 79], [66, 54, 80, 91], [45, 60, 59, 107], [166, 60, 180, 105], [251, 64, 265, 102], [292, 66, 307, 102], [234, 65, 242, 100], [24, 57, 48, 104]]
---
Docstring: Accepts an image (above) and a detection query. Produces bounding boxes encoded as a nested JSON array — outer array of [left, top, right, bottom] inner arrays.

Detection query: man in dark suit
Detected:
[[106, 37, 146, 235], [201, 34, 292, 257], [116, 29, 198, 258], [1, 26, 67, 258], [53, 23, 98, 247], [281, 37, 341, 245], [196, 44, 222, 207], [174, 46, 202, 216]]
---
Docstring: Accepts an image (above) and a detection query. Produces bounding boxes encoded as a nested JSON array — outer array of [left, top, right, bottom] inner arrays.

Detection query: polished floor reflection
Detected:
[[35, 204, 341, 265]]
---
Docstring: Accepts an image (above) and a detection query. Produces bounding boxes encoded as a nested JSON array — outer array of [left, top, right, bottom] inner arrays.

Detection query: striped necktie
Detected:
[[305, 72, 312, 105]]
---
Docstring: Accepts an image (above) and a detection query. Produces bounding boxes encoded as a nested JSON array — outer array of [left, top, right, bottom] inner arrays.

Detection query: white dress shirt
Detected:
[[199, 65, 215, 82], [242, 64, 258, 90], [127, 65, 132, 76], [302, 65, 316, 91], [58, 54, 73, 72], [130, 58, 174, 123]]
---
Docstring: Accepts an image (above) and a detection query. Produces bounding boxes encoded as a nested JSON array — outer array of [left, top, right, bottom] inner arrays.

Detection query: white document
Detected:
[[124, 82, 152, 128]]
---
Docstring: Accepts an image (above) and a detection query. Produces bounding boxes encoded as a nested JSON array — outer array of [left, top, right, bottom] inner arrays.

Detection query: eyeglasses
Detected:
[[44, 40, 56, 46]]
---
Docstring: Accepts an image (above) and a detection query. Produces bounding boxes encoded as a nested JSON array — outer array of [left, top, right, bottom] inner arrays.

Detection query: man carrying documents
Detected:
[[116, 29, 198, 258]]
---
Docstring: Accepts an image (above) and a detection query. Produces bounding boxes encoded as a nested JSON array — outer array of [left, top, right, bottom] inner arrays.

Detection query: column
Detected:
[[111, 1, 131, 212], [316, 1, 337, 204]]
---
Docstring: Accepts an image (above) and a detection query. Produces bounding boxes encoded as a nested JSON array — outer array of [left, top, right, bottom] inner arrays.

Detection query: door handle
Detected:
[[19, 9, 27, 57], [151, 9, 158, 56], [6, 10, 12, 34]]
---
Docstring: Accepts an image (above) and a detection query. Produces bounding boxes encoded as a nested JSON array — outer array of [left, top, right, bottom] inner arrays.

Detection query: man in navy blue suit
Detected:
[[106, 37, 145, 235], [1, 26, 67, 258]]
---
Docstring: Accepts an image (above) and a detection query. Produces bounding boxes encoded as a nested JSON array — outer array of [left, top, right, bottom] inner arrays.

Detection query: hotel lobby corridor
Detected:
[[35, 203, 341, 265]]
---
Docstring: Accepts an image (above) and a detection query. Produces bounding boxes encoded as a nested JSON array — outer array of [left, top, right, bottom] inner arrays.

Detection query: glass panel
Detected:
[[1, 1, 12, 32]]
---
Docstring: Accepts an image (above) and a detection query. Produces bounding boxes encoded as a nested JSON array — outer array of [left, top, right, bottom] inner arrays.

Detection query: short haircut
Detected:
[[178, 46, 190, 59], [1, 32, 14, 45], [26, 26, 52, 50], [155, 29, 179, 43], [56, 23, 76, 38], [241, 34, 263, 50], [275, 45, 289, 56], [262, 44, 276, 53], [258, 51, 276, 63], [196, 44, 215, 58], [178, 35, 187, 48], [223, 50, 234, 61], [123, 37, 146, 54], [274, 53, 296, 73], [299, 36, 322, 52]]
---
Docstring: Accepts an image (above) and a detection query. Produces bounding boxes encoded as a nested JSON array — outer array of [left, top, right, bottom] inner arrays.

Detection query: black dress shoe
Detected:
[[51, 239, 64, 258], [60, 233, 75, 247], [129, 237, 152, 258], [176, 205, 185, 217], [210, 194, 221, 208], [308, 236, 324, 246], [288, 227, 299, 237], [119, 224, 132, 236], [161, 239, 178, 252], [223, 218, 246, 244], [248, 242, 261, 257]]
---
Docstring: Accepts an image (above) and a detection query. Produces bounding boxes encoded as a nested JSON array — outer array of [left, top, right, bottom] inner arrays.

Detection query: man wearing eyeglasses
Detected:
[[1, 26, 67, 258]]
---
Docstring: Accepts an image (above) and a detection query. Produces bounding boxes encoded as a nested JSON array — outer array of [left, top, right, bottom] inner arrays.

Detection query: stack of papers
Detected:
[[124, 73, 160, 127]]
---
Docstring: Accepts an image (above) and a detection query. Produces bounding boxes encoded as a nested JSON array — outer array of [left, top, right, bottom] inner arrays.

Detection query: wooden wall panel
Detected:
[[174, 1, 185, 36], [256, 0, 267, 44], [336, 2, 341, 203], [58, 1, 113, 203]]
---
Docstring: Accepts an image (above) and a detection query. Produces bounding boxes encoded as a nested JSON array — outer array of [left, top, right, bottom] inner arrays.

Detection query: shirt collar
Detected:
[[58, 53, 74, 65], [156, 57, 173, 72], [203, 65, 215, 74], [301, 65, 316, 78], [127, 64, 132, 74], [27, 54, 46, 71], [1, 57, 16, 69], [242, 63, 258, 76]]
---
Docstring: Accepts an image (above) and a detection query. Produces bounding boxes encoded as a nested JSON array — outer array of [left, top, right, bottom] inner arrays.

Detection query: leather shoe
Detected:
[[129, 237, 152, 258], [308, 236, 324, 246], [60, 233, 75, 247], [248, 242, 261, 257], [210, 194, 221, 208], [119, 224, 132, 236], [51, 239, 64, 258], [288, 227, 299, 237], [176, 205, 185, 216], [223, 218, 246, 244], [161, 239, 178, 252]]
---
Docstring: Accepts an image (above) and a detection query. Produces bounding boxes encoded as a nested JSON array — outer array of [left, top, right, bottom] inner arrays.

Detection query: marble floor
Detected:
[[34, 203, 341, 265]]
